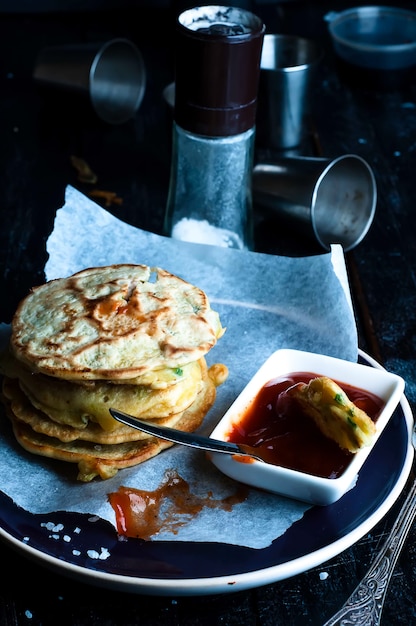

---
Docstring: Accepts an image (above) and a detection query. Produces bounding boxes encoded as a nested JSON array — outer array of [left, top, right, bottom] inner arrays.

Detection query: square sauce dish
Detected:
[[208, 349, 405, 505]]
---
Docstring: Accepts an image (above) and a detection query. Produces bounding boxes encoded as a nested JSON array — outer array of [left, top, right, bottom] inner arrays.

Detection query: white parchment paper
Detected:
[[0, 186, 358, 549]]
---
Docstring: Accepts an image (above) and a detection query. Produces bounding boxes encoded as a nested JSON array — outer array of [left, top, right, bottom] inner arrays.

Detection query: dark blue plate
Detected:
[[0, 351, 413, 595]]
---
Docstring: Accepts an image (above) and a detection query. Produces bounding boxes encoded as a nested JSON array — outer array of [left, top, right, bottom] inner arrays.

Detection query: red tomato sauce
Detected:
[[225, 372, 384, 479], [108, 469, 248, 539]]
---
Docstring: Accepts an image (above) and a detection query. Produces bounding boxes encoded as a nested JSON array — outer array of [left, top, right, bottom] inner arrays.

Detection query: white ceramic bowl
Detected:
[[209, 349, 405, 505]]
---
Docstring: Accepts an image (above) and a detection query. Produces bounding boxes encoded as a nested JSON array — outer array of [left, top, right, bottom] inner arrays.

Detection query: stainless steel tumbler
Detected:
[[253, 155, 377, 251]]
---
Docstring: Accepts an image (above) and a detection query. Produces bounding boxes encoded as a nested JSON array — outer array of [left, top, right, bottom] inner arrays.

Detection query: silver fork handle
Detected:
[[323, 471, 416, 626]]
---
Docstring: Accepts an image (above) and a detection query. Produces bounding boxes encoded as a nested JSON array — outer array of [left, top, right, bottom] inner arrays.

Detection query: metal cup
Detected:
[[256, 34, 322, 150], [252, 155, 377, 251], [33, 38, 146, 124]]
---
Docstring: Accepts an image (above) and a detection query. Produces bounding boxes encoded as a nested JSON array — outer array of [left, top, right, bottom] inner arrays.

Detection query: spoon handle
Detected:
[[109, 408, 264, 461], [323, 469, 416, 626]]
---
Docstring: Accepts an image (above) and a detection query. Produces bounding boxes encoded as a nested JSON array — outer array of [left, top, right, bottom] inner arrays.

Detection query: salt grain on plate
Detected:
[[87, 547, 110, 560], [41, 522, 64, 532]]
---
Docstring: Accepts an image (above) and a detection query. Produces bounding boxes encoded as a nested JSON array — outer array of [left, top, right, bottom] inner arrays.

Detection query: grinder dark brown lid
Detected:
[[174, 6, 265, 137]]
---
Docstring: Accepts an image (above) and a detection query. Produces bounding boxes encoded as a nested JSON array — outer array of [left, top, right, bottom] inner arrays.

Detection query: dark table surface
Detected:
[[1, 1, 416, 624]]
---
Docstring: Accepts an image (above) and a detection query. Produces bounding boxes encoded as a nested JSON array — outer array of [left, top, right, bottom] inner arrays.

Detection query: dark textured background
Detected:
[[0, 2, 416, 624]]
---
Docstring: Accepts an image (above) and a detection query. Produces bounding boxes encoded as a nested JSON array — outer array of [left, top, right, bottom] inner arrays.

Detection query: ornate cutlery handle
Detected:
[[323, 471, 416, 626]]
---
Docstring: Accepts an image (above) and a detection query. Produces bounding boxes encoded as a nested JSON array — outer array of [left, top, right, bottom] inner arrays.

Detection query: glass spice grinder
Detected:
[[164, 5, 265, 250]]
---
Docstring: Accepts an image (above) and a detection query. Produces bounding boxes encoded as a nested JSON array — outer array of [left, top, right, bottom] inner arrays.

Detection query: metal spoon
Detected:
[[109, 408, 265, 463]]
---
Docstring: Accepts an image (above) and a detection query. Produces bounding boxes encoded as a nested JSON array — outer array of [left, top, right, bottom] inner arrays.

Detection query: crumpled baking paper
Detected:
[[0, 185, 358, 549]]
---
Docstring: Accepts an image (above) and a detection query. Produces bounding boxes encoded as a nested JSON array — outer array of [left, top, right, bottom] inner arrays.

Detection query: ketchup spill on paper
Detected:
[[108, 469, 248, 540]]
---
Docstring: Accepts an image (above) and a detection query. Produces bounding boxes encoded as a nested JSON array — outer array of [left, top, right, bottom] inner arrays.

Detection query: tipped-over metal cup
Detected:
[[253, 155, 377, 251], [33, 38, 146, 124]]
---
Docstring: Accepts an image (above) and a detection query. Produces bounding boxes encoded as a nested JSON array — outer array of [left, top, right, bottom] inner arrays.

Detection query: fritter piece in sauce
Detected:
[[290, 376, 376, 453]]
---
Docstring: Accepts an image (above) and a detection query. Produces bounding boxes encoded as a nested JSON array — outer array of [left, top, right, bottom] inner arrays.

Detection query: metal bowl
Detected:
[[325, 6, 416, 69], [325, 6, 416, 88]]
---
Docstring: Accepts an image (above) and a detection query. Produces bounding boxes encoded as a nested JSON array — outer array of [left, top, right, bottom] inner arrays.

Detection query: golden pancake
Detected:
[[2, 377, 188, 444], [1, 264, 228, 481], [11, 264, 225, 381], [5, 371, 217, 482], [1, 345, 201, 390], [13, 355, 204, 431]]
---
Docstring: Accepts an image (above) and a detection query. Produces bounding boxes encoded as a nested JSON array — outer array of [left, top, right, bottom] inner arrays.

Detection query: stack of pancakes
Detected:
[[0, 264, 228, 481]]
